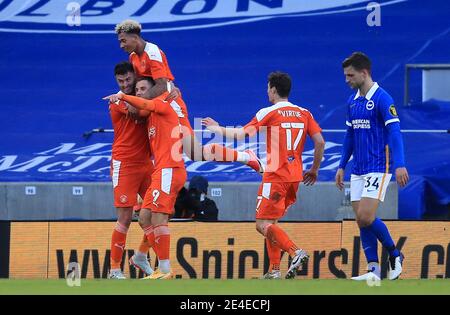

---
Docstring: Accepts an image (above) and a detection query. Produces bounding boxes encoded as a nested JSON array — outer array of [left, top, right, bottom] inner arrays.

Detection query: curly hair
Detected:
[[115, 19, 142, 35]]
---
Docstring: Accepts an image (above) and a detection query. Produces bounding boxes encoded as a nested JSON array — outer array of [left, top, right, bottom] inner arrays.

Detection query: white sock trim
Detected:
[[237, 151, 250, 163], [159, 259, 171, 273]]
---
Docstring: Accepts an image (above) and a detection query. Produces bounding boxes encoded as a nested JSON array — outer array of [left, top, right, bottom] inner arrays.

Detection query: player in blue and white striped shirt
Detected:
[[336, 52, 409, 281]]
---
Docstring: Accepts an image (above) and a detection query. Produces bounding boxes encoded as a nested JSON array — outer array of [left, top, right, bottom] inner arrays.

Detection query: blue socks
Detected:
[[360, 226, 379, 263], [367, 218, 400, 258]]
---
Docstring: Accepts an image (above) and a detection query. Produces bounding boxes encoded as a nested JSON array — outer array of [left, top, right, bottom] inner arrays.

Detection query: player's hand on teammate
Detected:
[[395, 167, 409, 188], [103, 93, 123, 103], [125, 103, 145, 123], [164, 82, 181, 102], [335, 168, 345, 191], [303, 169, 318, 186]]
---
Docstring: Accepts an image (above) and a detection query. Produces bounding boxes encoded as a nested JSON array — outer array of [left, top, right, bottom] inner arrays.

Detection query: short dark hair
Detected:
[[136, 76, 155, 86], [114, 61, 134, 76], [342, 52, 372, 73], [268, 71, 291, 98]]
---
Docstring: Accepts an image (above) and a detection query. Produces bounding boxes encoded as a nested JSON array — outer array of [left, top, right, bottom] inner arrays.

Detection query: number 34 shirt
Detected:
[[346, 82, 400, 175]]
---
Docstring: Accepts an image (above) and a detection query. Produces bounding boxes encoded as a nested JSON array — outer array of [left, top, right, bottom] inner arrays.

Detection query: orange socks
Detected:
[[143, 225, 155, 249], [153, 224, 171, 260], [265, 238, 281, 271], [266, 224, 299, 257], [138, 234, 151, 255], [110, 222, 128, 270]]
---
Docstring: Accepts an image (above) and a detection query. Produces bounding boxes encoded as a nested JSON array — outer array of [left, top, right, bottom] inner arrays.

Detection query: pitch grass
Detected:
[[0, 279, 449, 295]]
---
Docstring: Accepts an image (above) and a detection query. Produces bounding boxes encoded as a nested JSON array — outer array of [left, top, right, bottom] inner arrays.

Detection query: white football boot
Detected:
[[285, 249, 309, 279], [108, 269, 126, 280], [351, 262, 381, 281], [388, 253, 404, 280], [261, 270, 282, 279], [129, 254, 154, 276]]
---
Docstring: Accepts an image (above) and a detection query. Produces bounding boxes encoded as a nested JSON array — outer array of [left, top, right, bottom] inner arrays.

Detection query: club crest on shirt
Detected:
[[366, 100, 375, 110], [120, 195, 128, 203], [389, 104, 398, 116], [148, 126, 156, 137], [271, 192, 281, 202]]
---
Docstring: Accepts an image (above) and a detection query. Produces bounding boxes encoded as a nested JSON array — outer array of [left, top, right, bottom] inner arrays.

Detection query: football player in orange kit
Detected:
[[203, 72, 325, 279], [108, 62, 154, 279], [114, 19, 264, 173], [104, 77, 187, 279]]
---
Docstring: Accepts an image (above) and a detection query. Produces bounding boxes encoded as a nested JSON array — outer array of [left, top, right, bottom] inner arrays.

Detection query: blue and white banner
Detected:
[[0, 135, 349, 182], [0, 0, 402, 33]]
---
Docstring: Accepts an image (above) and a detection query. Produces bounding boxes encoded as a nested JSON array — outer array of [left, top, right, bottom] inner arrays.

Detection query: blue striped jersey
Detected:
[[346, 82, 400, 175]]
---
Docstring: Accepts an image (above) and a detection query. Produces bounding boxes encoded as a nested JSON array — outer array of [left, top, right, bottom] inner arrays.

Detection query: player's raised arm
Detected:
[[122, 94, 157, 112], [202, 117, 247, 140], [103, 93, 157, 111]]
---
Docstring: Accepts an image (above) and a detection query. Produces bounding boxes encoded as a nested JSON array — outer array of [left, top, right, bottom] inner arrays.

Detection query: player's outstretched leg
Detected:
[[203, 143, 265, 174], [183, 131, 264, 173]]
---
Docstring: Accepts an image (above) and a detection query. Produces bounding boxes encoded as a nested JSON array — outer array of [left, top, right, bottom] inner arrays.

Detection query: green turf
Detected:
[[0, 279, 449, 295]]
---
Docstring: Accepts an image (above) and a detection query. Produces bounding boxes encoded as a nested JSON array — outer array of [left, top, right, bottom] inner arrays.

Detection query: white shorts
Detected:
[[350, 173, 392, 202]]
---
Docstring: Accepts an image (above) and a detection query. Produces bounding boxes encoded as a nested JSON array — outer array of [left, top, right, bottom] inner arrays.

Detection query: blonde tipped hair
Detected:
[[115, 19, 142, 35]]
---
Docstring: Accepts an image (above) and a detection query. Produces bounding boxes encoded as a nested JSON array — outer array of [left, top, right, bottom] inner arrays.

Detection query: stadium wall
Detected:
[[0, 182, 398, 221], [1, 220, 448, 280]]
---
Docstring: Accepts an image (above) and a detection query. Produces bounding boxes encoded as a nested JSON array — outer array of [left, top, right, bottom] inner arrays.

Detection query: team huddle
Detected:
[[104, 20, 409, 281]]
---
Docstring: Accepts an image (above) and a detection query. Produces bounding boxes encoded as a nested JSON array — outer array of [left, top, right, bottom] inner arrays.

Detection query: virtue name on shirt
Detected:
[[352, 119, 371, 129], [278, 109, 302, 118]]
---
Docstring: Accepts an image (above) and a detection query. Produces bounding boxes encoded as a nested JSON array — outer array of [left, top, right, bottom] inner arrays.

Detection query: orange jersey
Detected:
[[109, 99, 151, 162], [244, 101, 322, 183], [168, 95, 193, 135], [121, 93, 185, 171], [129, 41, 175, 81], [130, 41, 194, 132]]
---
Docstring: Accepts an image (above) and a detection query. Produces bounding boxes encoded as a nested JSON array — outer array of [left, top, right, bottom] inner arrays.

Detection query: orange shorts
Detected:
[[142, 167, 187, 215], [255, 181, 300, 220], [111, 160, 153, 208]]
